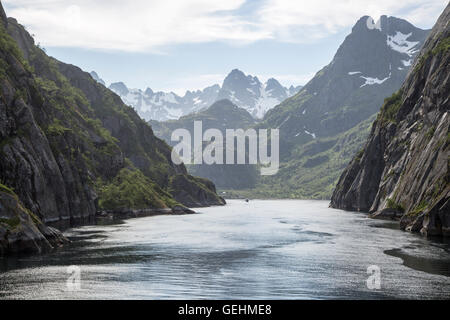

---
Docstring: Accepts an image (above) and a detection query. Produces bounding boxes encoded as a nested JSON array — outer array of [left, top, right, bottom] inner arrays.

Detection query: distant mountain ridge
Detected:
[[92, 70, 302, 121]]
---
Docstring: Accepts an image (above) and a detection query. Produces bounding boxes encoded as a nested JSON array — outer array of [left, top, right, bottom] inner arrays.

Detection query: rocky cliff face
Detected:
[[331, 5, 450, 237], [0, 4, 224, 254], [0, 185, 67, 255]]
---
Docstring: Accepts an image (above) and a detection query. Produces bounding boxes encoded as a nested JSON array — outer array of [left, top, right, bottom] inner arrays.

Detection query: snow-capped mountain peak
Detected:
[[217, 69, 300, 118], [96, 69, 302, 121]]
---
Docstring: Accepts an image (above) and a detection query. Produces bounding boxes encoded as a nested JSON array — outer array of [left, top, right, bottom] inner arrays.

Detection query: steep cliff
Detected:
[[331, 5, 449, 237], [0, 4, 223, 254], [0, 185, 66, 255]]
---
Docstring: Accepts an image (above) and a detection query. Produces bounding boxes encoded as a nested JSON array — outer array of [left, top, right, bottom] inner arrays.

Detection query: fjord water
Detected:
[[0, 200, 449, 299]]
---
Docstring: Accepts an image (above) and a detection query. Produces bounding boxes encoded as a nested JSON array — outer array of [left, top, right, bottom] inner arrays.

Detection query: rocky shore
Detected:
[[96, 205, 196, 221], [1, 184, 199, 256], [0, 189, 68, 256]]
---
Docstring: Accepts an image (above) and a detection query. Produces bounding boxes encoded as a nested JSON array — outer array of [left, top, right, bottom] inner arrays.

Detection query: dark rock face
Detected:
[[0, 3, 224, 254], [169, 174, 226, 208], [0, 190, 67, 255], [331, 5, 450, 237]]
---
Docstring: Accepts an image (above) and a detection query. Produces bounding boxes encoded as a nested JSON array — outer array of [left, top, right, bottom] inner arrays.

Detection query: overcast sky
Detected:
[[3, 0, 447, 94]]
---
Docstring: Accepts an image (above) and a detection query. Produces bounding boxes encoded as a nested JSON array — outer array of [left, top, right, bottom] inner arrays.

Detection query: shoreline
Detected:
[[95, 206, 197, 221]]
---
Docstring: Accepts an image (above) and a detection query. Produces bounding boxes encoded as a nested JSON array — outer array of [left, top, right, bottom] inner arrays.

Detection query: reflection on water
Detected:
[[0, 200, 449, 299]]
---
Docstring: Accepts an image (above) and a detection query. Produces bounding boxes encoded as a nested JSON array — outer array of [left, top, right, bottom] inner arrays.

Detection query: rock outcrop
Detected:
[[0, 3, 224, 254], [0, 186, 67, 255], [331, 5, 450, 237]]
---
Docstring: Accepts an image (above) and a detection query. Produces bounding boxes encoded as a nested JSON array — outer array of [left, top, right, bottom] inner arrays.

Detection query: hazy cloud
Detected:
[[256, 0, 446, 42], [3, 0, 446, 51]]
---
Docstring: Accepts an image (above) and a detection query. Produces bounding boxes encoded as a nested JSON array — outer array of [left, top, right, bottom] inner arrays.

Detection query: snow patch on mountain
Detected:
[[304, 130, 316, 139], [254, 84, 283, 118], [218, 70, 301, 119], [387, 32, 420, 57]]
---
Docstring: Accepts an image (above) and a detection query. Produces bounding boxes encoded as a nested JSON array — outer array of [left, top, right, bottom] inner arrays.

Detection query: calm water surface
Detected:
[[0, 200, 449, 299]]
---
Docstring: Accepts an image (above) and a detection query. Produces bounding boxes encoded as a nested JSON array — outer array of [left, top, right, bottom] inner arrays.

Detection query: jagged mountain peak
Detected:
[[90, 71, 105, 86], [227, 68, 247, 78], [107, 69, 301, 121], [266, 78, 286, 95], [144, 87, 154, 96], [218, 69, 300, 119], [352, 15, 423, 35], [336, 14, 427, 62], [109, 81, 129, 96], [222, 69, 262, 89], [266, 77, 281, 85]]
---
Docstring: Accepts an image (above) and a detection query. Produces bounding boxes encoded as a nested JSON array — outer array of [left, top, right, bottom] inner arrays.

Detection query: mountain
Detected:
[[151, 100, 259, 189], [263, 15, 429, 147], [0, 5, 224, 255], [150, 99, 257, 138], [104, 70, 302, 121], [331, 5, 449, 237], [216, 69, 299, 118], [90, 71, 105, 86], [150, 15, 429, 198], [236, 14, 430, 199], [108, 81, 221, 122], [171, 15, 429, 198], [288, 85, 302, 96]]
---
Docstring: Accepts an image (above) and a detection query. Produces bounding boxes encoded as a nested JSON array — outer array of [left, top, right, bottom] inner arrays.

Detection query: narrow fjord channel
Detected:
[[1, 200, 449, 299]]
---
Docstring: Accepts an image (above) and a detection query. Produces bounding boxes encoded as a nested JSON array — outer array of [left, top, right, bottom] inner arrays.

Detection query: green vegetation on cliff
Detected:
[[377, 89, 403, 124], [0, 10, 223, 233], [96, 166, 179, 210]]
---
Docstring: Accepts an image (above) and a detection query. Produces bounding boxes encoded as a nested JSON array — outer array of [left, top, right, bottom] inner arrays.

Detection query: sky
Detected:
[[2, 0, 447, 95]]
